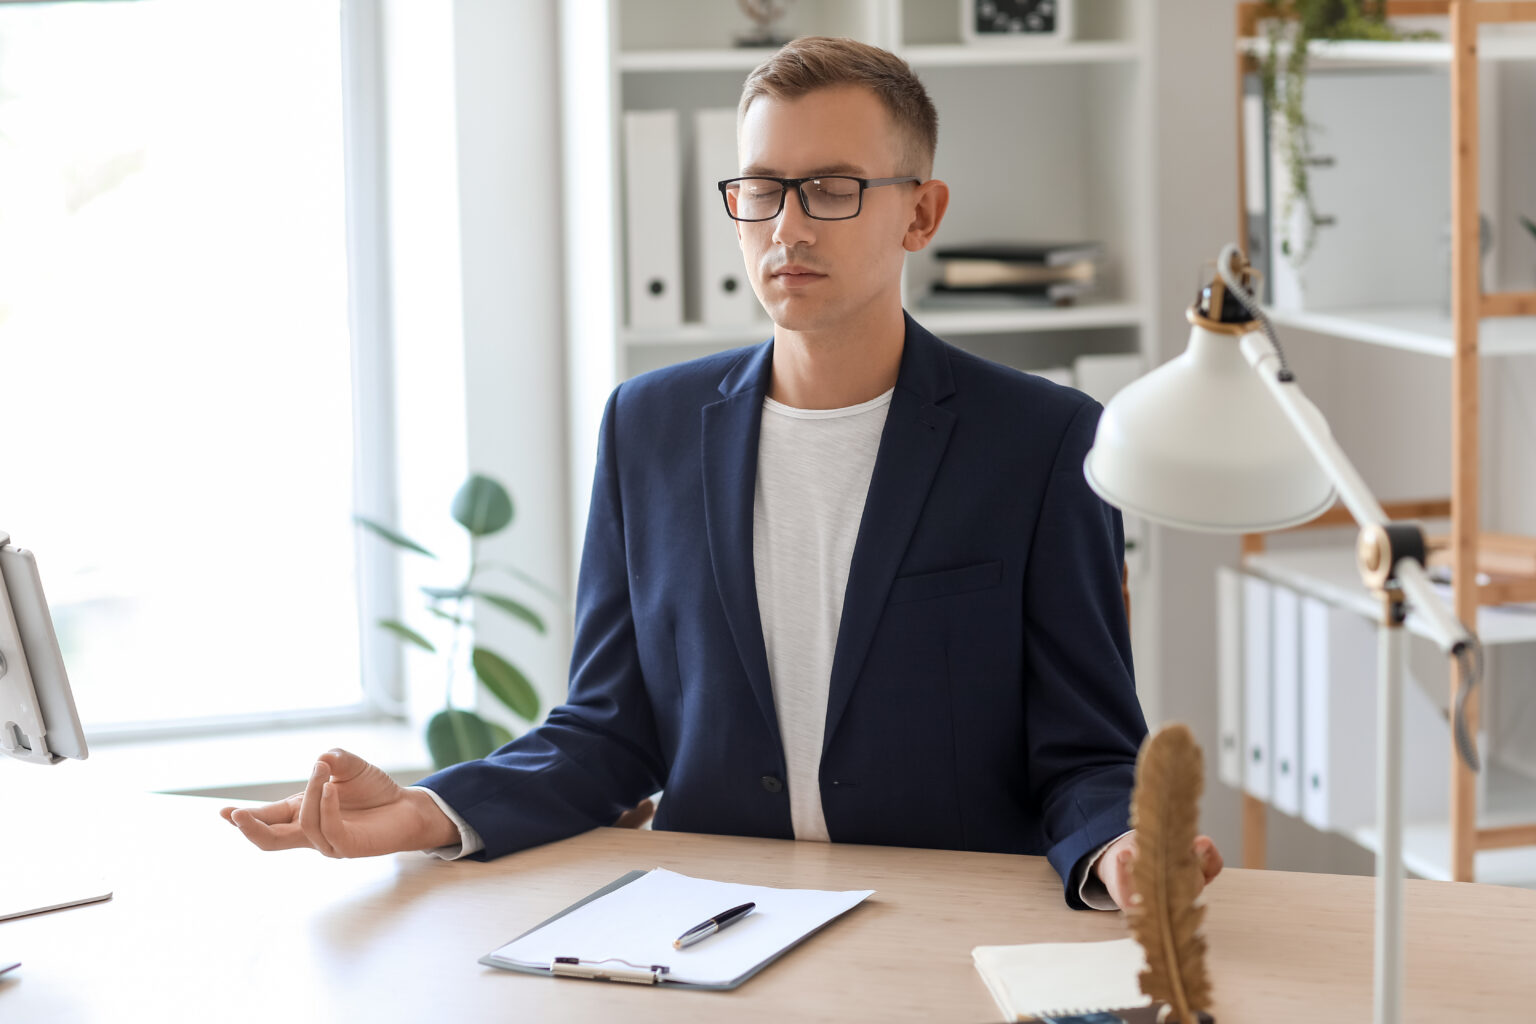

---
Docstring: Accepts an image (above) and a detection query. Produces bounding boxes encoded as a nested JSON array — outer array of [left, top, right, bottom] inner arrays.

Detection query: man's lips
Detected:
[[770, 265, 826, 280]]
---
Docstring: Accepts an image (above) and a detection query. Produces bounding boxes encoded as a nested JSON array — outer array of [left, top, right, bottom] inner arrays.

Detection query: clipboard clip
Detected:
[[551, 956, 671, 985]]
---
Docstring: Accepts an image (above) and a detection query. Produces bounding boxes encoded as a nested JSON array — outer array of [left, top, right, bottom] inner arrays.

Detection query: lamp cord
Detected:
[[1214, 243, 1297, 383], [1215, 243, 1482, 773]]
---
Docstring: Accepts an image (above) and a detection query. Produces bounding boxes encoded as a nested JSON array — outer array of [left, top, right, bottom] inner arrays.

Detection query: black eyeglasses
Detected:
[[717, 175, 921, 222]]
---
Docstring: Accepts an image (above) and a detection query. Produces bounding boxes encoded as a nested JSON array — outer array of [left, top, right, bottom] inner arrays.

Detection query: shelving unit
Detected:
[[1232, 0, 1536, 884], [558, 1, 1161, 682]]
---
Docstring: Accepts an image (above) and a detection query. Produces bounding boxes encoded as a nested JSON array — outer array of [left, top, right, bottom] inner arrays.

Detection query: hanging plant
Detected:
[[1258, 1, 1438, 268]]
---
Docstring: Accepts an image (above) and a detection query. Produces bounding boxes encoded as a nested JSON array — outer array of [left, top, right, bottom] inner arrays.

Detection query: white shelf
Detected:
[[898, 41, 1142, 68], [622, 303, 1147, 347], [908, 301, 1147, 335], [619, 41, 1143, 72], [1265, 304, 1536, 358], [623, 321, 773, 347], [1348, 762, 1536, 886], [1243, 546, 1536, 647], [1238, 31, 1536, 68], [618, 49, 782, 72]]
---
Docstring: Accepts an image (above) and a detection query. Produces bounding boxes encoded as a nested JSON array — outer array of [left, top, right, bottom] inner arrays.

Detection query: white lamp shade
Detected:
[[1084, 325, 1335, 532]]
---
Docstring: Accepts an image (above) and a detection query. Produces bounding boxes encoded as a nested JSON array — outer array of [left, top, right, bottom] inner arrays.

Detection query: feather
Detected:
[[1126, 723, 1214, 1023]]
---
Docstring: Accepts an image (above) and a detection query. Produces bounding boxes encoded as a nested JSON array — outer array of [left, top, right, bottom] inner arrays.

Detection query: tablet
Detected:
[[0, 537, 88, 763]]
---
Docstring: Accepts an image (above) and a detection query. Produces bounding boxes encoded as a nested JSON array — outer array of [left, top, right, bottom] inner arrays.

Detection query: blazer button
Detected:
[[760, 775, 783, 793]]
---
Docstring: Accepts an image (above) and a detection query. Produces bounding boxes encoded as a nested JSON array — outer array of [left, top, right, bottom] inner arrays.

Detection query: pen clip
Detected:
[[550, 956, 670, 985]]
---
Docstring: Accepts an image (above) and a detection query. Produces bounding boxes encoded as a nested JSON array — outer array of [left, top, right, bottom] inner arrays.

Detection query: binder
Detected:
[[1216, 568, 1245, 790], [1241, 575, 1273, 801], [623, 109, 683, 329], [693, 108, 760, 326], [1300, 596, 1377, 831], [1270, 584, 1303, 816], [481, 867, 873, 990]]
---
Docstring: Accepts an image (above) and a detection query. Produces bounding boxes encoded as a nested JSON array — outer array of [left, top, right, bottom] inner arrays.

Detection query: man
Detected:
[[224, 37, 1221, 910]]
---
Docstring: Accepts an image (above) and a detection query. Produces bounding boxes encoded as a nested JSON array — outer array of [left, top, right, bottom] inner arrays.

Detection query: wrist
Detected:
[[406, 787, 462, 849]]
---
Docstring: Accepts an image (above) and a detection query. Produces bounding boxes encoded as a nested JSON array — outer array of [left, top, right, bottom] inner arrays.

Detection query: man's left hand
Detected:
[[1097, 832, 1223, 910]]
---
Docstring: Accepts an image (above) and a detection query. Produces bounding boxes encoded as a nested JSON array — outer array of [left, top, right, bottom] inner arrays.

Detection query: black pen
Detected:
[[673, 901, 755, 949]]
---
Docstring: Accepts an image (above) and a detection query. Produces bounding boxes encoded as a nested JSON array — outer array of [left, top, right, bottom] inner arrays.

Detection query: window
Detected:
[[0, 0, 389, 733]]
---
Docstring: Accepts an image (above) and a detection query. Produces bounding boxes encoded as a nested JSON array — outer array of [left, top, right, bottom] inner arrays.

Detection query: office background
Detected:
[[3, 0, 1535, 884]]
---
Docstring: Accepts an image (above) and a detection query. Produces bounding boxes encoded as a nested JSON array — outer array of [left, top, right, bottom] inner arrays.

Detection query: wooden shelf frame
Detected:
[[1232, 1, 1536, 882]]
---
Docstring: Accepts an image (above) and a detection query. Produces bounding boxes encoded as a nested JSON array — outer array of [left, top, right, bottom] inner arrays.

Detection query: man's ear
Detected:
[[902, 178, 950, 253]]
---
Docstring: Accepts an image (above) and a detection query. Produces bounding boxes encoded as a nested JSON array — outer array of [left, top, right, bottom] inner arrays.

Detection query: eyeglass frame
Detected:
[[716, 175, 922, 222]]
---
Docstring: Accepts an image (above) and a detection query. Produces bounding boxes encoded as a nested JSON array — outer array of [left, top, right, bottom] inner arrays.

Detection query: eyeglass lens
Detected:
[[726, 177, 862, 221]]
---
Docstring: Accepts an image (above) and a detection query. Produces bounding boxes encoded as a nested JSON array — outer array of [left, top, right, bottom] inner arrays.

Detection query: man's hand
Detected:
[[219, 749, 460, 858], [1097, 831, 1224, 910]]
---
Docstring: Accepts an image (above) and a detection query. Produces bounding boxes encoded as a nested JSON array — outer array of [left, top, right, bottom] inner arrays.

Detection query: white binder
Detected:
[[693, 108, 761, 326], [1299, 597, 1453, 831], [1270, 584, 1303, 816], [1241, 575, 1273, 801], [623, 109, 683, 329], [1300, 596, 1377, 831], [1216, 568, 1245, 790]]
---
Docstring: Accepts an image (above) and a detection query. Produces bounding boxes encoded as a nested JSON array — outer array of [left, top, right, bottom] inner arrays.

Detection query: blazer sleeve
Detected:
[[414, 386, 668, 858], [1023, 399, 1149, 908]]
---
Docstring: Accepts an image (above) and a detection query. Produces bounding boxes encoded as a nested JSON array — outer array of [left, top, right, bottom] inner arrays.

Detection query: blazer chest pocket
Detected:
[[887, 560, 1002, 605]]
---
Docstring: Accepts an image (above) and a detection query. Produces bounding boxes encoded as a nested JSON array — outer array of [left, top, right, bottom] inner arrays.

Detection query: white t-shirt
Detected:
[[752, 388, 894, 842]]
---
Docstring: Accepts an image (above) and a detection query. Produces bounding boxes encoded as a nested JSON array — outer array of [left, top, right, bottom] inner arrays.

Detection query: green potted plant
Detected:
[[1258, 1, 1438, 268], [356, 473, 549, 770]]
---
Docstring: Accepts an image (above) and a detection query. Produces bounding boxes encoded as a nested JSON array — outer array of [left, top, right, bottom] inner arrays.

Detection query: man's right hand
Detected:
[[219, 748, 460, 858]]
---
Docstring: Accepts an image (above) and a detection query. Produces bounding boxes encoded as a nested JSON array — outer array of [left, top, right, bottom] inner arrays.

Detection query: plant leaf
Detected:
[[426, 605, 465, 627], [377, 619, 435, 653], [1521, 214, 1536, 242], [422, 585, 469, 600], [353, 515, 436, 558], [472, 646, 540, 721], [1126, 723, 1212, 1023], [451, 474, 514, 537], [470, 590, 546, 634], [425, 709, 507, 770]]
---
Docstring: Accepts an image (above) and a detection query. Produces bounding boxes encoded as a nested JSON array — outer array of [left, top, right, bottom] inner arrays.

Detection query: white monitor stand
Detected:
[[0, 533, 112, 923]]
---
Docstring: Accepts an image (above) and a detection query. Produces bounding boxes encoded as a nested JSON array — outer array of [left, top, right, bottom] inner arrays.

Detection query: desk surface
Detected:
[[2, 789, 1534, 1023]]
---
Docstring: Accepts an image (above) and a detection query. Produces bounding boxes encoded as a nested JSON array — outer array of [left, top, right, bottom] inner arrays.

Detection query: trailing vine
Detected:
[[1258, 1, 1438, 268]]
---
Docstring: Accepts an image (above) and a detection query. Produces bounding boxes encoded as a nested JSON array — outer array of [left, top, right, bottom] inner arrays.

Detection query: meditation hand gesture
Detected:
[[220, 748, 458, 858]]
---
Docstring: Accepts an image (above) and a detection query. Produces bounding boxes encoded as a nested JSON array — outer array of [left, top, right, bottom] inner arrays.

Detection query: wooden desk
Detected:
[[2, 790, 1534, 1022]]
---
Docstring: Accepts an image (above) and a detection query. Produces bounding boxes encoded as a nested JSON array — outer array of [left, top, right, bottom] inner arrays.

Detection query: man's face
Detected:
[[735, 85, 919, 336]]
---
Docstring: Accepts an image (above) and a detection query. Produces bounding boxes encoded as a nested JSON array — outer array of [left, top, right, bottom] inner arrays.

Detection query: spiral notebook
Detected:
[[971, 937, 1154, 1021]]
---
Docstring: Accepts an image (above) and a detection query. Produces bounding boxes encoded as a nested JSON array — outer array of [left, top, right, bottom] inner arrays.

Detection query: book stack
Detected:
[[920, 241, 1103, 309]]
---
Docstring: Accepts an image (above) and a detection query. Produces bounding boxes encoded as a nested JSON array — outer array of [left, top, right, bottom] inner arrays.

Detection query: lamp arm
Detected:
[[1237, 329, 1481, 771]]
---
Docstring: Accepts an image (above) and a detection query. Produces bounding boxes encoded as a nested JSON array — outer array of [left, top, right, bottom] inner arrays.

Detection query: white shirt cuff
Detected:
[[1074, 828, 1135, 911], [409, 786, 486, 860]]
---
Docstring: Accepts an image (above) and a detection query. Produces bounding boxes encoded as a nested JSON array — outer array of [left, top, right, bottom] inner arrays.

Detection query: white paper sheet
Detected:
[[486, 867, 874, 987]]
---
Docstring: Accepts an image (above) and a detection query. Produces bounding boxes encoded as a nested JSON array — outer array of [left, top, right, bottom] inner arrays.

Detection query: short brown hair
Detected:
[[739, 36, 938, 179]]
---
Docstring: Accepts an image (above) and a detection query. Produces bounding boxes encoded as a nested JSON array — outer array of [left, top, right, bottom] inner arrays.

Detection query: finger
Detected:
[[226, 797, 301, 828], [318, 776, 354, 856], [298, 761, 338, 857], [1116, 848, 1136, 908], [229, 808, 311, 852], [1197, 837, 1224, 882], [319, 747, 369, 783]]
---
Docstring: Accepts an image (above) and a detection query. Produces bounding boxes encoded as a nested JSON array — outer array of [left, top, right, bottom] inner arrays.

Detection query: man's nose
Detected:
[[771, 187, 816, 249]]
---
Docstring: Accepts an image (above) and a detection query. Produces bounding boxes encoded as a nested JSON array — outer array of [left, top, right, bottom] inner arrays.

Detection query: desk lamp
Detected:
[[1083, 245, 1483, 1024]]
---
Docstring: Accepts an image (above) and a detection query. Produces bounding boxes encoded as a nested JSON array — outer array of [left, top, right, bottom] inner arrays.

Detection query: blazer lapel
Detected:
[[823, 316, 957, 751], [700, 341, 782, 750]]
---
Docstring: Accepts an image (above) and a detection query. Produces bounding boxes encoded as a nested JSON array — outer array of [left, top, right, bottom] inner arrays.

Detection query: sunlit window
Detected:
[[0, 0, 371, 730]]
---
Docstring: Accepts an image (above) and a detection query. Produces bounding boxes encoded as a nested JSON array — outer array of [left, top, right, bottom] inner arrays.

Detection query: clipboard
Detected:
[[479, 868, 872, 990]]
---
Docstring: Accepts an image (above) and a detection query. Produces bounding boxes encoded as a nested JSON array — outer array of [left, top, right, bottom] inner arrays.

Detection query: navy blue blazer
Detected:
[[419, 314, 1148, 908]]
